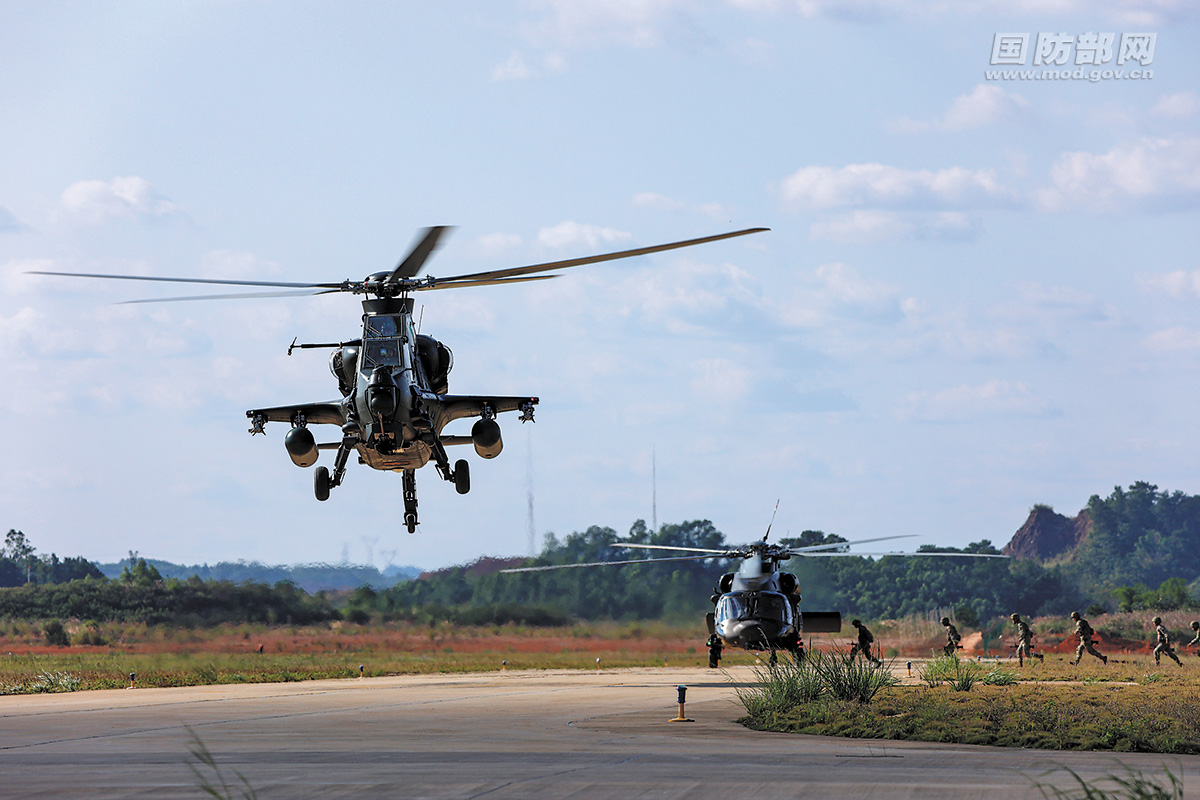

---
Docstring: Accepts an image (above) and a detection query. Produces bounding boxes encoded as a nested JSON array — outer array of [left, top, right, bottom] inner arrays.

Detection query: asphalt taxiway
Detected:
[[1, 666, 1195, 798]]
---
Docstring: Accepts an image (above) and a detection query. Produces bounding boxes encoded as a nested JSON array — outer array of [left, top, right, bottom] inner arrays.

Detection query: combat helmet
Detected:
[[1153, 616, 1163, 625], [941, 617, 950, 625], [1070, 611, 1081, 620], [1010, 613, 1020, 621]]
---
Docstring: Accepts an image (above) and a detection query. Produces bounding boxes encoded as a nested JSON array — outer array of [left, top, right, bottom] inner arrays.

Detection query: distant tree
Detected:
[[120, 558, 162, 586], [4, 530, 35, 583]]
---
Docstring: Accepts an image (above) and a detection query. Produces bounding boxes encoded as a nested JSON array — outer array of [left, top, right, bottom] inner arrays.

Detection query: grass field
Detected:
[[739, 650, 1200, 755], [0, 619, 768, 692], [10, 613, 1200, 758]]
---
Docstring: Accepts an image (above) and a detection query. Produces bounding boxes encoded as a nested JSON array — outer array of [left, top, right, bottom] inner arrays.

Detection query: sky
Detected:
[[2, 1, 1198, 571]]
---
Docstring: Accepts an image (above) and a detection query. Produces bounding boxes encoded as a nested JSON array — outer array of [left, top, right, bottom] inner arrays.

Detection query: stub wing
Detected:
[[438, 394, 538, 424], [246, 401, 346, 428]]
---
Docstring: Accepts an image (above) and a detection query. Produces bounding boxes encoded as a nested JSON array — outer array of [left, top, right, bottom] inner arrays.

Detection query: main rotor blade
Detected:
[[390, 225, 453, 282], [432, 227, 769, 286], [784, 534, 916, 555], [797, 551, 1009, 558], [610, 543, 732, 555], [117, 289, 339, 304], [417, 275, 556, 291], [500, 554, 725, 573], [27, 270, 340, 290]]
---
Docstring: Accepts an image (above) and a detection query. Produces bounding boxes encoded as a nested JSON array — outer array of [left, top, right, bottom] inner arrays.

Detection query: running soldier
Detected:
[[1152, 616, 1183, 667], [1187, 621, 1200, 652], [941, 616, 962, 656], [1011, 613, 1043, 666], [849, 619, 882, 666], [1070, 611, 1107, 665]]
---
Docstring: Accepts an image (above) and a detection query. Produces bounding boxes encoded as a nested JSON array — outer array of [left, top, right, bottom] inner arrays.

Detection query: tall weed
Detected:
[[1033, 766, 1182, 800]]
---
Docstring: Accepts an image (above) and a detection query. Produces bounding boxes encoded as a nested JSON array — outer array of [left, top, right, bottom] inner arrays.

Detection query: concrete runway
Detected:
[[2, 666, 1196, 799]]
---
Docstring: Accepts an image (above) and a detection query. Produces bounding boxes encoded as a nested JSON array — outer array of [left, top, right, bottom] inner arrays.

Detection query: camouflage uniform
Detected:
[[1187, 622, 1200, 650], [1153, 617, 1183, 667], [1071, 612, 1107, 665], [849, 620, 882, 666], [941, 617, 961, 657], [1011, 614, 1043, 666]]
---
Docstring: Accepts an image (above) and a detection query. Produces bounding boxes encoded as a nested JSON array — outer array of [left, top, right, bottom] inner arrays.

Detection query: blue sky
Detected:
[[2, 1, 1198, 570]]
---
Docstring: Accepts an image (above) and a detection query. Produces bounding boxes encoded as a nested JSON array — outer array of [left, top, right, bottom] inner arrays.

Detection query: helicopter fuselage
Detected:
[[247, 295, 537, 532]]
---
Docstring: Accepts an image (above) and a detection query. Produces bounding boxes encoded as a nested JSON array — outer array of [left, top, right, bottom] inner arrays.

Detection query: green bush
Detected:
[[42, 620, 70, 647]]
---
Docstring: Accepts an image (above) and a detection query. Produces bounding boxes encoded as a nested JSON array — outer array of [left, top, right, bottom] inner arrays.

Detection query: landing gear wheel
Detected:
[[404, 512, 418, 533], [314, 466, 331, 502], [454, 459, 470, 495]]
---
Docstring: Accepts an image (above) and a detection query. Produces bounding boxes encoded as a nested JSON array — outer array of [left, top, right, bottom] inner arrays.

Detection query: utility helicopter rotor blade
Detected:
[[389, 225, 453, 282], [783, 534, 917, 554], [500, 553, 727, 573], [426, 227, 769, 287], [797, 550, 1009, 558], [609, 543, 733, 555]]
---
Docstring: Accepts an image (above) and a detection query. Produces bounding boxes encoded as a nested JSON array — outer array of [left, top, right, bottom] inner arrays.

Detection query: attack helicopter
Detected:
[[31, 226, 767, 532], [501, 508, 1008, 666]]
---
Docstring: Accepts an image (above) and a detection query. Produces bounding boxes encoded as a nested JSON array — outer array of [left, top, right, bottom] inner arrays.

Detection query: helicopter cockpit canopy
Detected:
[[715, 591, 793, 627], [362, 314, 411, 369]]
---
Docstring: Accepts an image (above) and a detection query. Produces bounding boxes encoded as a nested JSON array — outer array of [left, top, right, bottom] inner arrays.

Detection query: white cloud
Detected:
[[523, 0, 691, 48], [781, 163, 1017, 211], [1139, 270, 1200, 299], [1145, 327, 1200, 353], [60, 177, 182, 224], [788, 0, 1188, 25], [1037, 137, 1200, 212], [900, 379, 1059, 422], [809, 210, 979, 243], [631, 191, 728, 219], [893, 85, 1029, 133], [632, 192, 686, 211], [537, 221, 632, 249], [1153, 92, 1200, 118], [774, 262, 905, 330]]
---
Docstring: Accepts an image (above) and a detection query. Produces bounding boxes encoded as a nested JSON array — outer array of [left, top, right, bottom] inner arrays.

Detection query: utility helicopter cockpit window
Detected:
[[715, 592, 793, 626], [715, 594, 748, 624]]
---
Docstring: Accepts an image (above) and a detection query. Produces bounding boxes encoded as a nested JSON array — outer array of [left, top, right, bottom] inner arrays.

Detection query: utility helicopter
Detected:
[[502, 506, 1008, 666], [32, 226, 767, 533]]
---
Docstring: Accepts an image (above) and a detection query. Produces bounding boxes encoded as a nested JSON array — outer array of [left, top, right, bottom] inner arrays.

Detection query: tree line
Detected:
[[357, 483, 1200, 624]]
